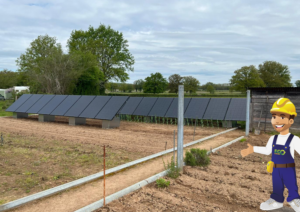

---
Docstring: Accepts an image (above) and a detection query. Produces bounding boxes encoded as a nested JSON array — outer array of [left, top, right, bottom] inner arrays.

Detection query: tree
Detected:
[[0, 69, 19, 88], [201, 82, 214, 91], [168, 74, 183, 94], [207, 84, 215, 94], [133, 79, 145, 92], [16, 35, 81, 94], [127, 84, 133, 93], [143, 72, 168, 94], [118, 83, 127, 92], [230, 65, 265, 92], [105, 82, 118, 92], [68, 24, 135, 94], [295, 80, 300, 87], [183, 76, 200, 94], [258, 61, 292, 87]]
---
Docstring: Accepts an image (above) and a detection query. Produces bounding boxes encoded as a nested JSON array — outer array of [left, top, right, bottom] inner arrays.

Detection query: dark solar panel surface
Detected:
[[184, 98, 210, 119], [119, 97, 143, 115], [50, 95, 81, 116], [15, 94, 44, 113], [79, 96, 112, 119], [165, 98, 191, 118], [38, 95, 68, 115], [27, 95, 55, 114], [148, 98, 174, 117], [132, 97, 158, 116], [225, 98, 247, 121], [203, 98, 231, 120], [64, 96, 96, 117], [95, 96, 129, 120], [6, 94, 32, 112]]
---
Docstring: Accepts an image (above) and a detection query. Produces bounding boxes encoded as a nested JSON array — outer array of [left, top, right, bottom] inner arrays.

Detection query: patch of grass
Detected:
[[240, 138, 246, 142], [0, 100, 13, 116], [184, 148, 210, 167], [0, 199, 6, 205], [156, 178, 170, 188], [163, 156, 180, 179]]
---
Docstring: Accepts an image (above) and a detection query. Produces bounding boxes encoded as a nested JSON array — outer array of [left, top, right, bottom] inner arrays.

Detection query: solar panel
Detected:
[[184, 98, 210, 119], [79, 96, 112, 119], [203, 98, 231, 120], [64, 96, 96, 117], [119, 97, 143, 115], [165, 98, 192, 118], [27, 95, 55, 114], [148, 98, 174, 117], [38, 95, 68, 115], [50, 95, 81, 116], [14, 94, 44, 113], [132, 97, 158, 116], [6, 94, 32, 112], [95, 96, 129, 120], [225, 98, 247, 121]]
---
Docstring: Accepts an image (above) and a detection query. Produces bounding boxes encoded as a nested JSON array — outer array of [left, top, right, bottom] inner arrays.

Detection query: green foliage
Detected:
[[258, 61, 292, 87], [156, 178, 170, 188], [240, 138, 246, 142], [143, 72, 168, 94], [230, 65, 265, 93], [183, 76, 200, 94], [163, 156, 180, 179], [0, 70, 20, 89], [295, 80, 300, 87], [17, 35, 81, 94], [168, 74, 184, 94], [68, 24, 135, 92], [184, 148, 210, 167], [206, 84, 215, 94], [133, 79, 145, 92]]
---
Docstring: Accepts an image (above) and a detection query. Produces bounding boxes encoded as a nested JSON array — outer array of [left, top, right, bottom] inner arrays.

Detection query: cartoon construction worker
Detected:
[[241, 98, 300, 211]]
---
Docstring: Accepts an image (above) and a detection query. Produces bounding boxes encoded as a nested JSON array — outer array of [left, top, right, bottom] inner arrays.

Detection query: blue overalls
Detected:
[[270, 134, 300, 203]]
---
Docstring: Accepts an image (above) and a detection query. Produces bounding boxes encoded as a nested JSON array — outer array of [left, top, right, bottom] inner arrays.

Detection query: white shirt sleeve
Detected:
[[253, 136, 274, 155], [292, 136, 300, 156]]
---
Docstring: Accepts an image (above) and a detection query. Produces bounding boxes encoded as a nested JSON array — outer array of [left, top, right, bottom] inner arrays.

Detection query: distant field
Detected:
[[0, 100, 13, 116]]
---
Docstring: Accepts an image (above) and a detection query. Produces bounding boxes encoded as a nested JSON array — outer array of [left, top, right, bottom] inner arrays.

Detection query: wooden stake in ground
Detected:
[[103, 145, 106, 206]]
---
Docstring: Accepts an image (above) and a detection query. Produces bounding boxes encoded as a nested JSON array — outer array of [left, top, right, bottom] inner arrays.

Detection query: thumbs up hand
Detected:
[[241, 143, 254, 157]]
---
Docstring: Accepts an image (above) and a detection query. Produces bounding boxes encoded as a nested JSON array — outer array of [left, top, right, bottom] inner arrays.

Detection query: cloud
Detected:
[[1, 0, 300, 85]]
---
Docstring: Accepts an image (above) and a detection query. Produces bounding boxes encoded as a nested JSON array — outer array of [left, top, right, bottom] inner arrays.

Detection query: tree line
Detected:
[[0, 23, 298, 95]]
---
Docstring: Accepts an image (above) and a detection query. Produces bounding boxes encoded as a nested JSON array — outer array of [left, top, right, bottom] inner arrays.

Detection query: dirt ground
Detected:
[[0, 116, 233, 206], [0, 116, 245, 212], [95, 132, 300, 212]]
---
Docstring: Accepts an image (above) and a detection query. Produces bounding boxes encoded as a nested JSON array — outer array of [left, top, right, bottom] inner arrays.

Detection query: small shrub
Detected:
[[184, 148, 210, 167], [156, 178, 170, 188], [163, 156, 180, 179], [240, 138, 246, 142]]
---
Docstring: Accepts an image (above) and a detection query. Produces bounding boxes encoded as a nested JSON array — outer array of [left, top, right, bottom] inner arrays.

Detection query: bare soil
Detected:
[[95, 132, 300, 212], [0, 116, 234, 207]]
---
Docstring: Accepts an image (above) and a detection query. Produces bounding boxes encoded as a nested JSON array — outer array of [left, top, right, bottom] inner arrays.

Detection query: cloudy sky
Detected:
[[1, 0, 300, 85]]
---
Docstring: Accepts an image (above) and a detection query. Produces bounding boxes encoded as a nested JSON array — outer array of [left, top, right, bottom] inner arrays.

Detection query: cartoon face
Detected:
[[271, 112, 294, 133]]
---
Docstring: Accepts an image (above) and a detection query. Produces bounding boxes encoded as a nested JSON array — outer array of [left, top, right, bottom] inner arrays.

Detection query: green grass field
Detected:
[[0, 100, 13, 116]]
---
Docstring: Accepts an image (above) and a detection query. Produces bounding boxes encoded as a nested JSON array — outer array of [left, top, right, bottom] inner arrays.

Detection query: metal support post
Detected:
[[246, 90, 250, 136], [177, 85, 184, 171]]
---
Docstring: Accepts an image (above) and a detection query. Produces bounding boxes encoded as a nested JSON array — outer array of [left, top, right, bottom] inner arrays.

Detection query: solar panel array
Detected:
[[225, 98, 247, 121], [7, 94, 128, 120], [7, 94, 247, 121], [202, 98, 231, 120]]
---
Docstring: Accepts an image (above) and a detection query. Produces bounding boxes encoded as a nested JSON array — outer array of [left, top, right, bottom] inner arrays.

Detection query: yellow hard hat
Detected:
[[270, 98, 297, 117]]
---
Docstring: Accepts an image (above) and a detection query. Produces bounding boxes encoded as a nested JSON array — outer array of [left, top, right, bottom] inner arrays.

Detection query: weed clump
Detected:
[[163, 156, 180, 179], [184, 148, 210, 167], [156, 178, 170, 188], [240, 138, 246, 142]]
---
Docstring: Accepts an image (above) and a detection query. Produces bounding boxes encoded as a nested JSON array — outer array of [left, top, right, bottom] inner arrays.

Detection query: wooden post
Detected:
[[103, 145, 106, 206]]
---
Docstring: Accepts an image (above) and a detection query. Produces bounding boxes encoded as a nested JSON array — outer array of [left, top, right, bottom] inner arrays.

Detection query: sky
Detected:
[[1, 0, 300, 85]]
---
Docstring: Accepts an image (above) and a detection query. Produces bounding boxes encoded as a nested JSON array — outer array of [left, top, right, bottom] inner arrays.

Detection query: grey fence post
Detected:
[[177, 85, 184, 171], [246, 89, 250, 136]]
